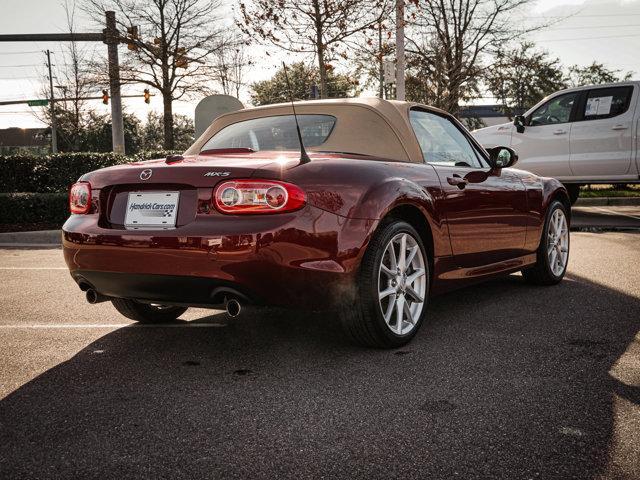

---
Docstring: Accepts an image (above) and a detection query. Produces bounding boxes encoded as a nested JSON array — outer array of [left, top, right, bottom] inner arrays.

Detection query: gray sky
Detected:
[[1, 0, 639, 128]]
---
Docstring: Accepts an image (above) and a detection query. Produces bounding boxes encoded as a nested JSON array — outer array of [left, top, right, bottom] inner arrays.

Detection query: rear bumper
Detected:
[[71, 271, 256, 306], [62, 205, 377, 309]]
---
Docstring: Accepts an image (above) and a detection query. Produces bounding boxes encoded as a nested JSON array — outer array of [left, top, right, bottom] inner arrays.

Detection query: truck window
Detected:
[[582, 86, 633, 121], [529, 92, 578, 126]]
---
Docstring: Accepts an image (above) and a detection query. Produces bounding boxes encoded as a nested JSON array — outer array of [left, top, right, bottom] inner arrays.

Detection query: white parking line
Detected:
[[0, 323, 227, 329]]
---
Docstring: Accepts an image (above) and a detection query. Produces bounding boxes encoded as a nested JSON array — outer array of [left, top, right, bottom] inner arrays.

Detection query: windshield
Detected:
[[200, 114, 336, 154]]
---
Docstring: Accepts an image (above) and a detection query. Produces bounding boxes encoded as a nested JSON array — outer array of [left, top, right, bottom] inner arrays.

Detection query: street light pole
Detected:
[[45, 49, 58, 153], [395, 0, 405, 101]]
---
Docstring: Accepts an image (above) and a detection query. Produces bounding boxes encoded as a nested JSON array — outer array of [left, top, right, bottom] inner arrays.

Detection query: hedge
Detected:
[[0, 150, 179, 194], [0, 192, 69, 226]]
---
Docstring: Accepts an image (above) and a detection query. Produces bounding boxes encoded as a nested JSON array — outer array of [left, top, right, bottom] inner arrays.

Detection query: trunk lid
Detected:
[[83, 152, 303, 229]]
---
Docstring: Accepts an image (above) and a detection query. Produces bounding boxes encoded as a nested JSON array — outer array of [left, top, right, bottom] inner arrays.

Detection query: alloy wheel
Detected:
[[378, 232, 427, 335], [547, 208, 569, 276]]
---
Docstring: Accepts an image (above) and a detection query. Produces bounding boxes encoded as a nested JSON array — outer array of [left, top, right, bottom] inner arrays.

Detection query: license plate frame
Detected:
[[124, 191, 180, 230]]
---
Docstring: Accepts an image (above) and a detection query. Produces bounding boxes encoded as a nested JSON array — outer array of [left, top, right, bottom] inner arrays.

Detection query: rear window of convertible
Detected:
[[200, 114, 336, 153]]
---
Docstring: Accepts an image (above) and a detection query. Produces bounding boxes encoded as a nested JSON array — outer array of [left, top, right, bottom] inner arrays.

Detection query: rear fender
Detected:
[[349, 177, 451, 258]]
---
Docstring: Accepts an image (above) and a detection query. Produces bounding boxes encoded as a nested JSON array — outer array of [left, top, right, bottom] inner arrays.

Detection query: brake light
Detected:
[[69, 182, 92, 214], [213, 179, 306, 214]]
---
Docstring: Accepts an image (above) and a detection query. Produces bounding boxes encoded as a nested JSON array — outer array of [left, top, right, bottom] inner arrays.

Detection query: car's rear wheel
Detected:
[[111, 298, 187, 323], [340, 219, 429, 348], [522, 200, 570, 285]]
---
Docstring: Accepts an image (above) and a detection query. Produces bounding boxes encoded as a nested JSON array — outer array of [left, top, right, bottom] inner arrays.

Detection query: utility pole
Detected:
[[0, 14, 127, 154], [104, 11, 125, 154], [395, 0, 405, 101], [45, 50, 58, 153]]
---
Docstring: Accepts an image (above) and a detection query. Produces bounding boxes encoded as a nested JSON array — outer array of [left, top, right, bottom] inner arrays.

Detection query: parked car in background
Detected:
[[473, 81, 640, 203], [63, 99, 570, 348]]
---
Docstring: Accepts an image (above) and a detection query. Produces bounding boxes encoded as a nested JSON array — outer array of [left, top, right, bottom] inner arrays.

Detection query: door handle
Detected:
[[553, 129, 567, 135], [611, 124, 628, 130], [447, 174, 467, 189]]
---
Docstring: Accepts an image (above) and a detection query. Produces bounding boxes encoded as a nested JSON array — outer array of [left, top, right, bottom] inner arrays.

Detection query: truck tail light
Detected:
[[69, 182, 92, 214], [213, 179, 306, 214]]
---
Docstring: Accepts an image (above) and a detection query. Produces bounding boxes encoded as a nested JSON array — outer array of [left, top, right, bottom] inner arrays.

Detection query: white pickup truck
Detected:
[[472, 81, 639, 203]]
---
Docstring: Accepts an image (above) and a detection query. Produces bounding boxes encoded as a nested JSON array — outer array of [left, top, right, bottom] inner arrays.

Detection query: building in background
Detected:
[[459, 105, 526, 128], [0, 127, 49, 154]]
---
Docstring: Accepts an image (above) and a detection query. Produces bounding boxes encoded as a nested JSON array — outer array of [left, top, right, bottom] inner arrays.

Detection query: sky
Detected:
[[0, 0, 639, 128]]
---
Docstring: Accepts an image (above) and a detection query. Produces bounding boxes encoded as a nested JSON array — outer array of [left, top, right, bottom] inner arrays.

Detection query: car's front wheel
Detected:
[[564, 184, 580, 205], [111, 298, 187, 323], [340, 219, 429, 348], [522, 200, 570, 285]]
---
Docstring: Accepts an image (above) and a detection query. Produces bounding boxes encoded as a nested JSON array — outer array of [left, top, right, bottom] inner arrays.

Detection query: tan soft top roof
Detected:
[[185, 98, 446, 162]]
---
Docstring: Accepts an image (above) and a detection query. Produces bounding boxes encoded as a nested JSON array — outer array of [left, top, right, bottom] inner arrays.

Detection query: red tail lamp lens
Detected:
[[69, 182, 92, 214], [213, 179, 306, 214]]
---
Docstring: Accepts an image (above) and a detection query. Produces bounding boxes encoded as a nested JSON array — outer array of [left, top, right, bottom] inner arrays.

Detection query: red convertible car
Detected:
[[63, 99, 570, 348]]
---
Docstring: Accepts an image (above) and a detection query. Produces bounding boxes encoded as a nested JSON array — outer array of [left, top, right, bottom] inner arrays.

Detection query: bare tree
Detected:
[[406, 0, 546, 115], [213, 37, 251, 99], [238, 0, 386, 99], [84, 0, 229, 149], [35, 0, 96, 151]]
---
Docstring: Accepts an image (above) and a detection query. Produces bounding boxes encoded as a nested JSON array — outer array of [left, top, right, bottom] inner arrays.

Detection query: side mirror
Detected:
[[486, 146, 518, 169], [514, 115, 526, 134]]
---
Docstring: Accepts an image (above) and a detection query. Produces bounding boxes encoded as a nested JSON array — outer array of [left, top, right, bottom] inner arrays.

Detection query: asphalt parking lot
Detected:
[[0, 231, 639, 479]]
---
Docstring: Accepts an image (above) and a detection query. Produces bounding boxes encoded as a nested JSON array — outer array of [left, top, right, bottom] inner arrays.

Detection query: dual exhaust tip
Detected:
[[85, 288, 243, 318]]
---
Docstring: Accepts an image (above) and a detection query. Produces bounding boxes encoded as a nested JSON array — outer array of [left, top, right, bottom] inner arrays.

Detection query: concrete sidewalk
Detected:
[[0, 230, 61, 248]]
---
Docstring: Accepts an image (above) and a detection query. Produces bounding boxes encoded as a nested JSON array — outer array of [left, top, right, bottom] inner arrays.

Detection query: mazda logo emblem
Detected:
[[140, 169, 153, 181]]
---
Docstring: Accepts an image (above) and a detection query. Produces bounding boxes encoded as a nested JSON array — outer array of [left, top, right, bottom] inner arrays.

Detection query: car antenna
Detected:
[[282, 62, 311, 165]]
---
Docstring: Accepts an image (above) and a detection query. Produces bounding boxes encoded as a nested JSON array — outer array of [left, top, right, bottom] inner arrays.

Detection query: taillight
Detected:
[[69, 182, 91, 214], [213, 179, 306, 214]]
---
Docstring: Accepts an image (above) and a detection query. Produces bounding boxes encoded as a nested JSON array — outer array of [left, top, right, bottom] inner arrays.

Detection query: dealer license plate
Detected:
[[124, 191, 180, 229]]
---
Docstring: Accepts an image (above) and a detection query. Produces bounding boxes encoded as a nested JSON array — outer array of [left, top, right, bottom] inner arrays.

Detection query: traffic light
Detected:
[[102, 89, 109, 105], [127, 26, 139, 51], [143, 88, 151, 104]]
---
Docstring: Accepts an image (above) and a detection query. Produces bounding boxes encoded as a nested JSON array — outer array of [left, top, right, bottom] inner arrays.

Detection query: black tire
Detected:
[[340, 219, 430, 348], [111, 298, 187, 323], [522, 200, 570, 285], [564, 184, 580, 205]]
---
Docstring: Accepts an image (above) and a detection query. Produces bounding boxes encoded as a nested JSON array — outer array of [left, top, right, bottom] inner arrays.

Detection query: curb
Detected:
[[0, 230, 61, 248], [575, 197, 640, 206]]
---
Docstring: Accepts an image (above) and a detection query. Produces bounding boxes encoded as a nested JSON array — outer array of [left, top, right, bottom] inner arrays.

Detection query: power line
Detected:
[[0, 64, 42, 68], [527, 13, 640, 18], [0, 76, 42, 79], [0, 50, 51, 55], [545, 23, 640, 30], [538, 33, 640, 42]]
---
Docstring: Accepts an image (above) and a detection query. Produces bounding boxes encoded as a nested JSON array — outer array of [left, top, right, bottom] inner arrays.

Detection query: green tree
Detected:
[[486, 42, 566, 117], [566, 62, 633, 88], [140, 111, 195, 151], [79, 111, 142, 153], [250, 62, 357, 106]]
